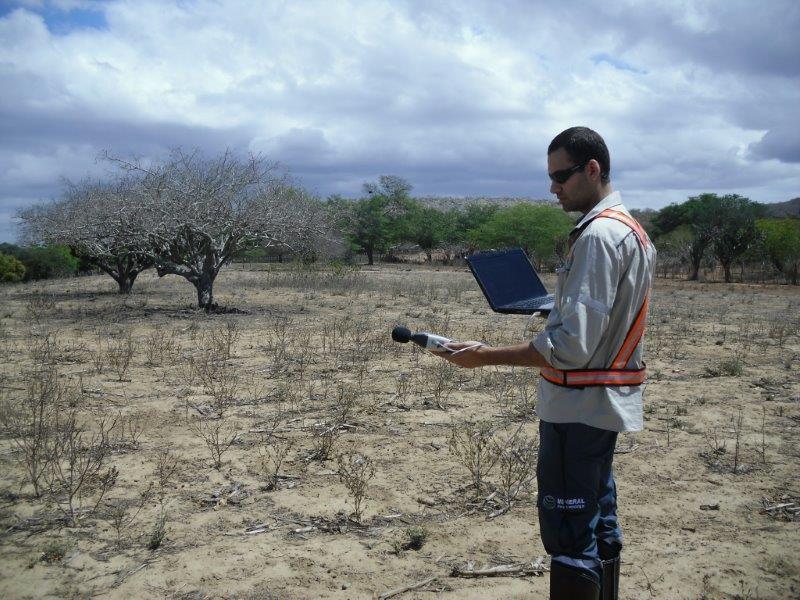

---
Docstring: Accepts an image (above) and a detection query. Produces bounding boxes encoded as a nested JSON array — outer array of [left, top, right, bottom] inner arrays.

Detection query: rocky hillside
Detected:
[[762, 197, 800, 217], [414, 196, 555, 210]]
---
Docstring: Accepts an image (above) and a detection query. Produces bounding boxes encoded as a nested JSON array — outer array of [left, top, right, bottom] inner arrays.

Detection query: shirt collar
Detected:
[[573, 191, 623, 231]]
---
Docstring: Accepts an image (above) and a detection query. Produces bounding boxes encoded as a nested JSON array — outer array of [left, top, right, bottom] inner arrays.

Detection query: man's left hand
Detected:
[[434, 341, 487, 368]]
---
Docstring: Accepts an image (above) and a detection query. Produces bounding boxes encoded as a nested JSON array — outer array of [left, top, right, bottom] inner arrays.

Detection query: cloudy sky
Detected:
[[1, 0, 798, 242]]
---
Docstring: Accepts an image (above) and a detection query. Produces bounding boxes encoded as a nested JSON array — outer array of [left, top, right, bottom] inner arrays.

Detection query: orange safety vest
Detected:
[[539, 209, 651, 388]]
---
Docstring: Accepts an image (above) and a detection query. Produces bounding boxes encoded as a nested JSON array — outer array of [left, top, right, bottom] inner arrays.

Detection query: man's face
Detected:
[[547, 148, 592, 214]]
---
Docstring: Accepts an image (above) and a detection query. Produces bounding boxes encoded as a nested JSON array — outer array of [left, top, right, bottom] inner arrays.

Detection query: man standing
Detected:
[[438, 127, 655, 600]]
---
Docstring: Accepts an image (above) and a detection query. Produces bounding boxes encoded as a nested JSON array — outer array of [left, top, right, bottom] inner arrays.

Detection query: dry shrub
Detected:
[[273, 381, 300, 413], [704, 426, 727, 455], [259, 436, 294, 490], [449, 420, 500, 494], [103, 484, 154, 548], [25, 291, 56, 326], [207, 319, 240, 361], [45, 412, 119, 526], [292, 330, 315, 382], [268, 316, 292, 367], [426, 359, 457, 409], [144, 328, 182, 366], [191, 349, 239, 417], [767, 311, 797, 348], [27, 331, 61, 366], [189, 417, 239, 469], [243, 371, 271, 405], [511, 369, 538, 418], [394, 372, 412, 406], [152, 447, 182, 506], [334, 383, 357, 425], [106, 329, 136, 381], [0, 367, 75, 497], [89, 333, 105, 374], [110, 411, 147, 450], [337, 452, 375, 523], [493, 428, 538, 507], [309, 422, 340, 462]]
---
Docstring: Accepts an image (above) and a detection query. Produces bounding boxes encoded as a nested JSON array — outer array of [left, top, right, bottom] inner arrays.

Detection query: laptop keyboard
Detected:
[[504, 294, 554, 310]]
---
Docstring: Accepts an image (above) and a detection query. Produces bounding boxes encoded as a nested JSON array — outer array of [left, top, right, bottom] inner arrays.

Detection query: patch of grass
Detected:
[[40, 539, 69, 563], [147, 512, 167, 550], [705, 357, 744, 377], [404, 526, 428, 550]]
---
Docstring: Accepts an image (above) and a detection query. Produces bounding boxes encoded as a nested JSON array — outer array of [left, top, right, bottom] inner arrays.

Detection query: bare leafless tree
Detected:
[[20, 149, 329, 309], [108, 149, 328, 311], [19, 177, 154, 294]]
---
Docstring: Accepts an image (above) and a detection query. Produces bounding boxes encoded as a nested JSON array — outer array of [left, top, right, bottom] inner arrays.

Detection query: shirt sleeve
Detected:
[[533, 230, 621, 369]]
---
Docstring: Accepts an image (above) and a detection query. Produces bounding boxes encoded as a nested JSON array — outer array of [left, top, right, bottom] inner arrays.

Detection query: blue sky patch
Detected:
[[591, 52, 647, 75], [1, 1, 108, 35]]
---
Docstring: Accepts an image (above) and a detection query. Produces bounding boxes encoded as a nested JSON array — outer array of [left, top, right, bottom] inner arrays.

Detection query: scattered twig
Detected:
[[451, 557, 548, 578], [377, 575, 438, 599], [760, 494, 799, 520]]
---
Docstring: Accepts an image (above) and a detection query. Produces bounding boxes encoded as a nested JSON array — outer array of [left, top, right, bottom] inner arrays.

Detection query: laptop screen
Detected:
[[467, 248, 548, 308]]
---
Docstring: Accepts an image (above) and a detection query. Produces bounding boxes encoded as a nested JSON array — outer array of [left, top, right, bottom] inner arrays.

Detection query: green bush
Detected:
[[0, 252, 25, 282], [0, 244, 79, 281], [758, 218, 800, 284], [705, 357, 745, 377], [469, 203, 573, 268]]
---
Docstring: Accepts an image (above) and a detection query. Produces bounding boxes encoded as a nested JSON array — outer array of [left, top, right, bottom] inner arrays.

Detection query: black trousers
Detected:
[[537, 421, 622, 584]]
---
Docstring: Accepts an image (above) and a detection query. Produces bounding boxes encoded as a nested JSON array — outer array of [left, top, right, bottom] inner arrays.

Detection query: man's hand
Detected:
[[430, 340, 550, 369], [434, 341, 487, 368]]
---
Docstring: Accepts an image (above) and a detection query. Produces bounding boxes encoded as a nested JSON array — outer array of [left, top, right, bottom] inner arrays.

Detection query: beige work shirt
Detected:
[[532, 191, 656, 432]]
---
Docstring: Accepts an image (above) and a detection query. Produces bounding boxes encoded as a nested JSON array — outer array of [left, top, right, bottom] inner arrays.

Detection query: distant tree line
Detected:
[[7, 151, 799, 298], [648, 193, 800, 284], [329, 175, 573, 269], [331, 183, 799, 285]]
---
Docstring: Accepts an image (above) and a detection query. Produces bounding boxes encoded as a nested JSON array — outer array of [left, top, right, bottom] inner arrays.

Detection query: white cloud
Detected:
[[1, 0, 799, 241]]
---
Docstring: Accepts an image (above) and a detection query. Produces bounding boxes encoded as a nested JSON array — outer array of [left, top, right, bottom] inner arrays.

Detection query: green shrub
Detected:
[[39, 539, 69, 563], [2, 245, 79, 281], [0, 252, 25, 282], [705, 357, 744, 377], [26, 245, 79, 280], [148, 513, 167, 550], [404, 526, 428, 550]]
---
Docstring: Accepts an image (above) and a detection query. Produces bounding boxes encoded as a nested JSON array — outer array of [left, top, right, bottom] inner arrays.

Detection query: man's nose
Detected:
[[550, 180, 561, 195]]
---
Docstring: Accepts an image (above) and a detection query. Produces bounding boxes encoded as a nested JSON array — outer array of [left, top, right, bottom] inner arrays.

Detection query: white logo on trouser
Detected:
[[542, 495, 586, 511]]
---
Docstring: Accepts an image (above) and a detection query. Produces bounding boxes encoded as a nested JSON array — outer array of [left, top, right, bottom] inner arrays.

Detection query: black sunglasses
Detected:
[[549, 161, 587, 184]]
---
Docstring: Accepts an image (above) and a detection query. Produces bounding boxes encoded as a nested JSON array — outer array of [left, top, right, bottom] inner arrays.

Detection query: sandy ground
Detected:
[[0, 263, 798, 599]]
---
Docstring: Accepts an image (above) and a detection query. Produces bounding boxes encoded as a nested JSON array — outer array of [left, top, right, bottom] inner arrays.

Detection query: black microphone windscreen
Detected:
[[391, 325, 411, 343]]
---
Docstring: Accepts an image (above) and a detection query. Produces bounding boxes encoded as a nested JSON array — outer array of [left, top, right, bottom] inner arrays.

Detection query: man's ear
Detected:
[[587, 159, 602, 182]]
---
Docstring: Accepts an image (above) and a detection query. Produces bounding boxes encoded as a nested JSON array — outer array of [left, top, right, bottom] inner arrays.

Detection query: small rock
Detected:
[[342, 582, 351, 590]]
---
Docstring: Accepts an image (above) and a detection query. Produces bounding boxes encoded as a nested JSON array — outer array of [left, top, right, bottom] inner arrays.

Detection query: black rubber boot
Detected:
[[600, 556, 620, 600], [549, 561, 601, 600]]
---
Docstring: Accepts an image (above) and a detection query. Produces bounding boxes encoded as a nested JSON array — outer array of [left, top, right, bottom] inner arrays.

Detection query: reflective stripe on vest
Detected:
[[541, 209, 651, 388]]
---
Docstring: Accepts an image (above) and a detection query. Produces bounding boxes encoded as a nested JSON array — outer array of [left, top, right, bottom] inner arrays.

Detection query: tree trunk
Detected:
[[194, 272, 216, 312], [100, 265, 136, 294], [689, 262, 700, 281], [722, 261, 732, 283], [366, 246, 374, 266], [116, 273, 136, 294]]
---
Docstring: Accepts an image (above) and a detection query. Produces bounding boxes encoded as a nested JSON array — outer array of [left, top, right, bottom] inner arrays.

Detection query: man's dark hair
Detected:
[[548, 126, 611, 183]]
